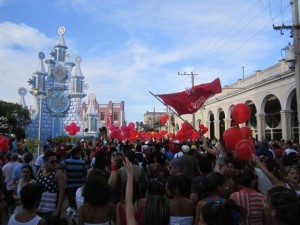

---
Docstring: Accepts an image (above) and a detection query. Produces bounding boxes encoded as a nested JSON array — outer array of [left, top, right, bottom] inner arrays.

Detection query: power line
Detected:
[[202, 3, 291, 78]]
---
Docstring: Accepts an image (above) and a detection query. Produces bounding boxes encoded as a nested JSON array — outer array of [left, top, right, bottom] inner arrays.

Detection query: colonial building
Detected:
[[174, 60, 298, 142], [143, 110, 175, 132], [79, 100, 125, 137]]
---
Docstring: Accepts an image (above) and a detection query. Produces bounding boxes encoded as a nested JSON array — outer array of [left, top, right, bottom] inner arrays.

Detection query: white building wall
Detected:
[[174, 60, 297, 141]]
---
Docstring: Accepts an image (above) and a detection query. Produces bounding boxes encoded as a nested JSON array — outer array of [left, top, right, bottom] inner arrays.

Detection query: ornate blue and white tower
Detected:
[[26, 26, 88, 143]]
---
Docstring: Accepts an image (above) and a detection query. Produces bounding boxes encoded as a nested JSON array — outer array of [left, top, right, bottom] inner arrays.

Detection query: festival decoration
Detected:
[[240, 126, 252, 139], [231, 103, 251, 124], [159, 114, 169, 125], [65, 122, 80, 136], [199, 124, 208, 136], [223, 103, 254, 160], [223, 126, 243, 151], [174, 122, 199, 142], [234, 139, 255, 160], [0, 136, 10, 152]]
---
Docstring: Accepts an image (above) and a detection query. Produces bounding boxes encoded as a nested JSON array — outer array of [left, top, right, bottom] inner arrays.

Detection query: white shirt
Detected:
[[285, 148, 298, 155], [255, 167, 273, 194], [2, 161, 21, 191], [34, 154, 44, 169], [174, 151, 183, 158]]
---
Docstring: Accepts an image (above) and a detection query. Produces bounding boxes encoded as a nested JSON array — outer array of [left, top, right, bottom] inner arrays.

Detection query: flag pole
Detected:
[[149, 91, 198, 132]]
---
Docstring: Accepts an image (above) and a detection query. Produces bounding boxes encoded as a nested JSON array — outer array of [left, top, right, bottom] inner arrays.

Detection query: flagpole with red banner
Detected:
[[149, 91, 198, 132]]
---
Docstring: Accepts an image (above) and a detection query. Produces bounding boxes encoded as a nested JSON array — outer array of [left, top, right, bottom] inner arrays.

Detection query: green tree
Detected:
[[0, 100, 31, 139]]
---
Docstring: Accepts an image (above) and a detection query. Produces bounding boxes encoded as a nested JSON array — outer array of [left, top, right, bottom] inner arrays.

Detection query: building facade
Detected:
[[79, 100, 125, 137], [174, 60, 298, 142], [143, 110, 175, 132]]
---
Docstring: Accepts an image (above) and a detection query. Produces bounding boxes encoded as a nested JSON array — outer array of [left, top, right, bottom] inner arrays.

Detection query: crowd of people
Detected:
[[0, 136, 300, 225]]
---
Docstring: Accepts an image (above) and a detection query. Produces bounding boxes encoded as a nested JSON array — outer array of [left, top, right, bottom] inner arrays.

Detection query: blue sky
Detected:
[[0, 0, 293, 123]]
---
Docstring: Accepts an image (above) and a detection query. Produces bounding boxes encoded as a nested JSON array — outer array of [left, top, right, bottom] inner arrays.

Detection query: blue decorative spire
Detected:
[[71, 56, 84, 93], [32, 52, 47, 92], [55, 26, 68, 62]]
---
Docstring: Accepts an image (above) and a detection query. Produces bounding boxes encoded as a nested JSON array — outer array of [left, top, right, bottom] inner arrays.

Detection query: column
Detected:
[[280, 110, 293, 141], [214, 120, 220, 139], [256, 113, 266, 141], [225, 119, 232, 130]]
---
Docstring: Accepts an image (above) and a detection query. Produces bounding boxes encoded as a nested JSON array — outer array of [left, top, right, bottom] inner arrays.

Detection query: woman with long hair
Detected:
[[166, 175, 195, 225], [283, 165, 300, 197], [125, 158, 170, 225], [230, 168, 264, 225], [116, 178, 145, 225], [13, 165, 36, 213], [264, 185, 300, 225], [78, 169, 115, 225]]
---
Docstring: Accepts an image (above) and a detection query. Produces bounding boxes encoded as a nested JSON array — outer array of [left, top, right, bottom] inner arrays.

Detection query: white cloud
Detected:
[[0, 0, 294, 123]]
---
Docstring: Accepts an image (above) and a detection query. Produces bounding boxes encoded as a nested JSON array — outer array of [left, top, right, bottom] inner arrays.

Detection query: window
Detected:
[[113, 112, 118, 121], [100, 112, 105, 121]]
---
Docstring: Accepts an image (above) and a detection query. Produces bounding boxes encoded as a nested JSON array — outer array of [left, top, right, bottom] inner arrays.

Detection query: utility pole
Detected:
[[292, 0, 300, 142], [178, 71, 199, 128], [274, 0, 300, 142]]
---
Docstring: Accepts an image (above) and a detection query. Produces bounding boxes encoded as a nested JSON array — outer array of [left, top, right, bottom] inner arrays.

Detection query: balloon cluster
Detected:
[[65, 122, 81, 136], [159, 114, 169, 125], [109, 122, 175, 142], [0, 136, 9, 152], [199, 124, 208, 136], [175, 122, 199, 143], [109, 122, 136, 142], [223, 103, 254, 160]]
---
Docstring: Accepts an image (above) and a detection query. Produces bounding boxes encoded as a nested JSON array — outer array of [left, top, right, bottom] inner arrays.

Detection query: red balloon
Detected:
[[121, 125, 128, 132], [202, 127, 208, 134], [235, 139, 255, 160], [109, 124, 116, 131], [181, 122, 192, 131], [65, 122, 80, 136], [223, 127, 243, 150], [231, 103, 251, 124], [240, 126, 252, 139], [123, 131, 130, 138], [69, 130, 77, 135], [128, 122, 135, 130], [0, 136, 9, 152]]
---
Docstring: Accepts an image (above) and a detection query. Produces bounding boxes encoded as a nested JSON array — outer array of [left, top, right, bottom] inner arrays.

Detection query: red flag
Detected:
[[156, 78, 221, 115]]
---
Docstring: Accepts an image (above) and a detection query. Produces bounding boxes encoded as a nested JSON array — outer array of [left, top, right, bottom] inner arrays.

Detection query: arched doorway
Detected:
[[246, 101, 257, 139], [264, 95, 281, 140], [219, 110, 225, 138], [209, 113, 215, 138]]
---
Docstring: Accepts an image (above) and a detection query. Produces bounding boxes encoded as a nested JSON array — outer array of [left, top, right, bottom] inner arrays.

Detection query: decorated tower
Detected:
[[26, 26, 89, 143]]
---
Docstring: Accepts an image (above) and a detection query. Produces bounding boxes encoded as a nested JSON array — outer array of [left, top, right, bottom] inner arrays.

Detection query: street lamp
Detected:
[[32, 88, 51, 156]]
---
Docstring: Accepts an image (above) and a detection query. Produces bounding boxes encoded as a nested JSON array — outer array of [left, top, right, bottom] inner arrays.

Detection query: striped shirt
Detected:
[[37, 169, 58, 213], [230, 188, 264, 225], [61, 157, 86, 188]]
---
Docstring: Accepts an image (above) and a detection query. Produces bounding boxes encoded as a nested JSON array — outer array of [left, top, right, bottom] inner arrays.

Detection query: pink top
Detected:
[[231, 188, 264, 225]]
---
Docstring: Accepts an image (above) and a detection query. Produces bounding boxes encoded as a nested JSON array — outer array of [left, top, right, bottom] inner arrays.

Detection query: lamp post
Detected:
[[37, 94, 43, 156], [32, 88, 51, 156]]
